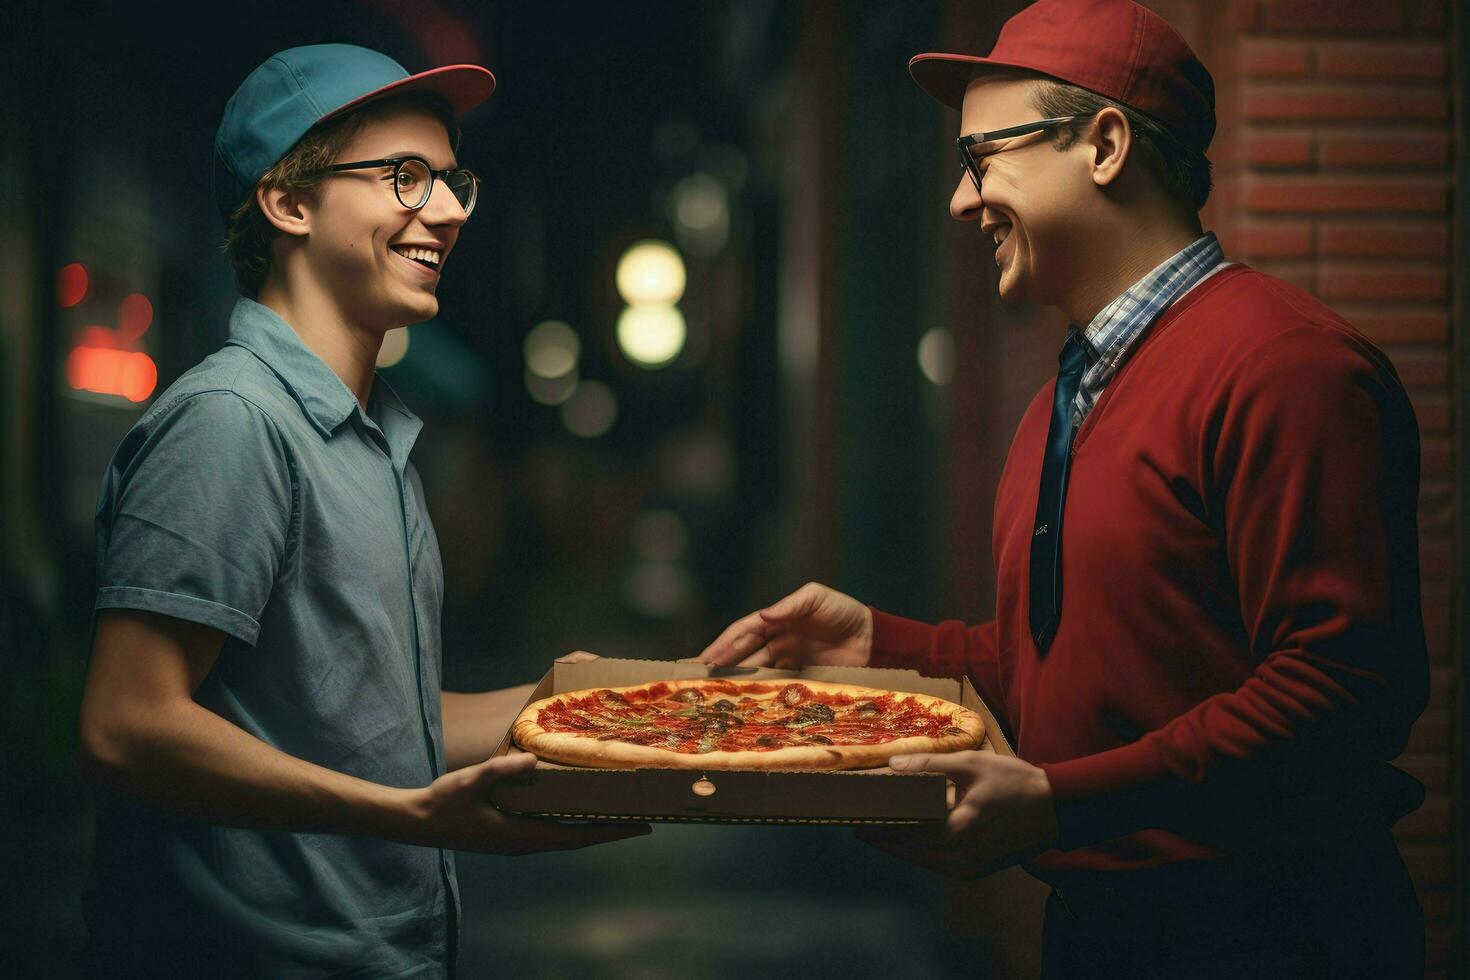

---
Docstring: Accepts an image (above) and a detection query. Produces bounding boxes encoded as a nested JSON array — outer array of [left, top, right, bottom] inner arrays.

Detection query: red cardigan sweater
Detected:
[[871, 266, 1428, 872]]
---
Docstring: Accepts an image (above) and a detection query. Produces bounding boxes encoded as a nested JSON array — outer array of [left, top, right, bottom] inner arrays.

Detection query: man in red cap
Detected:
[[702, 1, 1426, 974], [78, 45, 646, 977]]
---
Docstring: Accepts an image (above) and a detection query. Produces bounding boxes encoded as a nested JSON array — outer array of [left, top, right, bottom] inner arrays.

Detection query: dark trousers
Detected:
[[1039, 837, 1423, 979]]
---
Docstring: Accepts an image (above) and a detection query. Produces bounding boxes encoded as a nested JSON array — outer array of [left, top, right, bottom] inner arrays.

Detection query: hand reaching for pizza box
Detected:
[[695, 582, 1061, 876], [394, 752, 651, 855], [696, 581, 874, 669], [858, 751, 1060, 879]]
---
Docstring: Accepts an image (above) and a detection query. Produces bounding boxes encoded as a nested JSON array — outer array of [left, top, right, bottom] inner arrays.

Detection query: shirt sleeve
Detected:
[[869, 609, 1007, 728], [1041, 326, 1429, 850], [95, 391, 295, 645]]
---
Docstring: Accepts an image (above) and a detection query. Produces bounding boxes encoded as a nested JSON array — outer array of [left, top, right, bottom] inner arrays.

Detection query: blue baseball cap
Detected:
[[214, 43, 496, 219]]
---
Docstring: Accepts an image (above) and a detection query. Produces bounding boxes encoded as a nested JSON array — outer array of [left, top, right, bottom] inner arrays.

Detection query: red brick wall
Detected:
[[1195, 1, 1460, 972]]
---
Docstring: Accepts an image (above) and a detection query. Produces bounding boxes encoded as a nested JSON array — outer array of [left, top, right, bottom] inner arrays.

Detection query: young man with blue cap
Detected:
[[78, 45, 645, 977], [702, 0, 1426, 975]]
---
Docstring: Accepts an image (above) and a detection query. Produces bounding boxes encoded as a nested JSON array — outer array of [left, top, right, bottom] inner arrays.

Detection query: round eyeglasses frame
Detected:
[[324, 155, 479, 216]]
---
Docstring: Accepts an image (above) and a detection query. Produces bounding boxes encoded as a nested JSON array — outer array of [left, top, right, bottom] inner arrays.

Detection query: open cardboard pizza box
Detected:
[[489, 655, 1013, 825]]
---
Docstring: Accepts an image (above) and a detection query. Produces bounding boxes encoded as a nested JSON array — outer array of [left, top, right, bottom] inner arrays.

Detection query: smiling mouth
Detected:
[[390, 244, 442, 272]]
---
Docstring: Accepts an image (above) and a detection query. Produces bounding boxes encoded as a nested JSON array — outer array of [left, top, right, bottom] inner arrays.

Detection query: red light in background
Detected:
[[117, 293, 154, 341], [79, 325, 117, 349], [57, 263, 89, 308], [66, 346, 158, 403]]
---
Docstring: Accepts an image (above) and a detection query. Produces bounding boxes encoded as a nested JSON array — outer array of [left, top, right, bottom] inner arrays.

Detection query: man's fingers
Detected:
[[758, 583, 822, 624], [947, 801, 981, 833], [464, 752, 537, 788], [888, 751, 980, 778], [696, 612, 770, 665], [735, 647, 775, 668]]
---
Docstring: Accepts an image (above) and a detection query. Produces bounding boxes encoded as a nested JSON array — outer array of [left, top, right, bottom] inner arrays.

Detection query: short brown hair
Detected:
[[222, 94, 460, 296], [1030, 80, 1213, 211]]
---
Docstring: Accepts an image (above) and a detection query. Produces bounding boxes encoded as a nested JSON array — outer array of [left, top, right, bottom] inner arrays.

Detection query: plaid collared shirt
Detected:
[[1074, 232, 1227, 423]]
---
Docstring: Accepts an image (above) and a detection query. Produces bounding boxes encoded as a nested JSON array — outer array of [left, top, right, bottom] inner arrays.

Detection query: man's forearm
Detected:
[[82, 695, 415, 840], [441, 685, 536, 770]]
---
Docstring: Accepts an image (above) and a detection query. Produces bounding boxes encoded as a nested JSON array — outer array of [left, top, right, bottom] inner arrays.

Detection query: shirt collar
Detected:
[[1070, 233, 1225, 421], [224, 298, 422, 463], [368, 375, 424, 471], [1079, 232, 1224, 357]]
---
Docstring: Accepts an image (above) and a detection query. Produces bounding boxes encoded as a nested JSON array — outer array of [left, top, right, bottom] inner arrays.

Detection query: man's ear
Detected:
[[1088, 106, 1132, 189], [256, 183, 313, 238]]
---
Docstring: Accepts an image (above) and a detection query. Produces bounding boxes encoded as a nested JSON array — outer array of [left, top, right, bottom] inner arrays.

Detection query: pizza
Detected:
[[511, 678, 984, 771]]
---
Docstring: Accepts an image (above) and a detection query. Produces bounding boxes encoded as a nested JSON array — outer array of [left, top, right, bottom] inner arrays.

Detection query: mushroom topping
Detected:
[[791, 702, 835, 727]]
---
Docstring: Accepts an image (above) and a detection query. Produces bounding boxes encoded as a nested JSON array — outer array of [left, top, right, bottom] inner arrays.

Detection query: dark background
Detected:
[[12, 0, 1463, 975]]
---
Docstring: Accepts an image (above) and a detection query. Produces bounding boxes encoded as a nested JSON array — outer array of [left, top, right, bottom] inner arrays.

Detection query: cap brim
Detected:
[[909, 52, 1059, 110], [318, 64, 497, 124]]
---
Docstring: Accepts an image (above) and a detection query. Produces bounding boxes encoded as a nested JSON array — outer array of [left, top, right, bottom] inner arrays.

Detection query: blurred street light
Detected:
[[526, 367, 578, 406], [918, 327, 955, 386], [377, 326, 411, 368], [524, 319, 581, 379], [616, 304, 687, 368], [561, 379, 617, 437], [615, 240, 686, 306]]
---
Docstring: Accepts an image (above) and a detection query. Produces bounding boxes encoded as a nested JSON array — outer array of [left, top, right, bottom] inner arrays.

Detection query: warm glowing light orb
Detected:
[[376, 327, 411, 368], [917, 328, 956, 385], [117, 294, 154, 342], [526, 367, 578, 406], [615, 240, 686, 306], [561, 380, 617, 438], [66, 347, 158, 402], [57, 263, 89, 308], [616, 304, 687, 369], [524, 320, 581, 379]]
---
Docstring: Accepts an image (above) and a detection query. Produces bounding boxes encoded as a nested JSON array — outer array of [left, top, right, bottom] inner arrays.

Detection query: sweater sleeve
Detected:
[[869, 609, 1007, 728], [1041, 326, 1429, 850]]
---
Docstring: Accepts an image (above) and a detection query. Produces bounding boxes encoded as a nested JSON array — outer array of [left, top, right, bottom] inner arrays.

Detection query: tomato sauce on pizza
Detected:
[[512, 679, 985, 771]]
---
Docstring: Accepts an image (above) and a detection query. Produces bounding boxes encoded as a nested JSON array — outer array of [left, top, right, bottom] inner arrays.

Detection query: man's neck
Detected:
[[256, 276, 382, 411], [1062, 216, 1204, 328]]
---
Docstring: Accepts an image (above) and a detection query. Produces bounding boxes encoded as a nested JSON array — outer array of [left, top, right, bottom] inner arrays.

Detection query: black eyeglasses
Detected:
[[957, 115, 1087, 197], [324, 156, 479, 216]]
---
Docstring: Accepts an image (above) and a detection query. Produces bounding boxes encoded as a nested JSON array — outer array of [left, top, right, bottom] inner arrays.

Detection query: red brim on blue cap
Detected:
[[317, 64, 497, 125]]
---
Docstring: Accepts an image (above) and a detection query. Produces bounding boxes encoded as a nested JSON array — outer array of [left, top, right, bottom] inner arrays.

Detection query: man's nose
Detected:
[[421, 180, 469, 226], [950, 172, 981, 221]]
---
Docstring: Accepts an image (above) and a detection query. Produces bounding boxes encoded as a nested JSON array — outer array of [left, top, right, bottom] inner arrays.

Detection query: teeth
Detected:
[[394, 245, 441, 267]]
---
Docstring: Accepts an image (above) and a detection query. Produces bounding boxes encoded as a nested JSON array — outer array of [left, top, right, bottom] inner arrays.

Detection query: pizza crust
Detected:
[[511, 678, 985, 771]]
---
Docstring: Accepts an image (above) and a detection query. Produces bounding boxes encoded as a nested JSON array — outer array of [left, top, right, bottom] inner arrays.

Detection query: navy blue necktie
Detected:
[[1029, 328, 1091, 652]]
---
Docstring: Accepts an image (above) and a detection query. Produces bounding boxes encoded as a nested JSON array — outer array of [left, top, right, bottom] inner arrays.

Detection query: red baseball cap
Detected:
[[909, 0, 1215, 153]]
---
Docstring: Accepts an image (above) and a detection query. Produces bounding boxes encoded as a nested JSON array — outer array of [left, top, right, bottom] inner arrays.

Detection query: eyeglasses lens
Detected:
[[445, 171, 478, 216], [394, 159, 433, 210], [959, 146, 983, 195]]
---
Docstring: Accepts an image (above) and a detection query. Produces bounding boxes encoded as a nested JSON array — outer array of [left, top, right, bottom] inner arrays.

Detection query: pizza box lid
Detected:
[[489, 654, 1013, 825]]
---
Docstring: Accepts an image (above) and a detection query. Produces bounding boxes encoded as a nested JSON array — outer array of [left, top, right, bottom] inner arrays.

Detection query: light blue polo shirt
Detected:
[[87, 297, 456, 978]]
